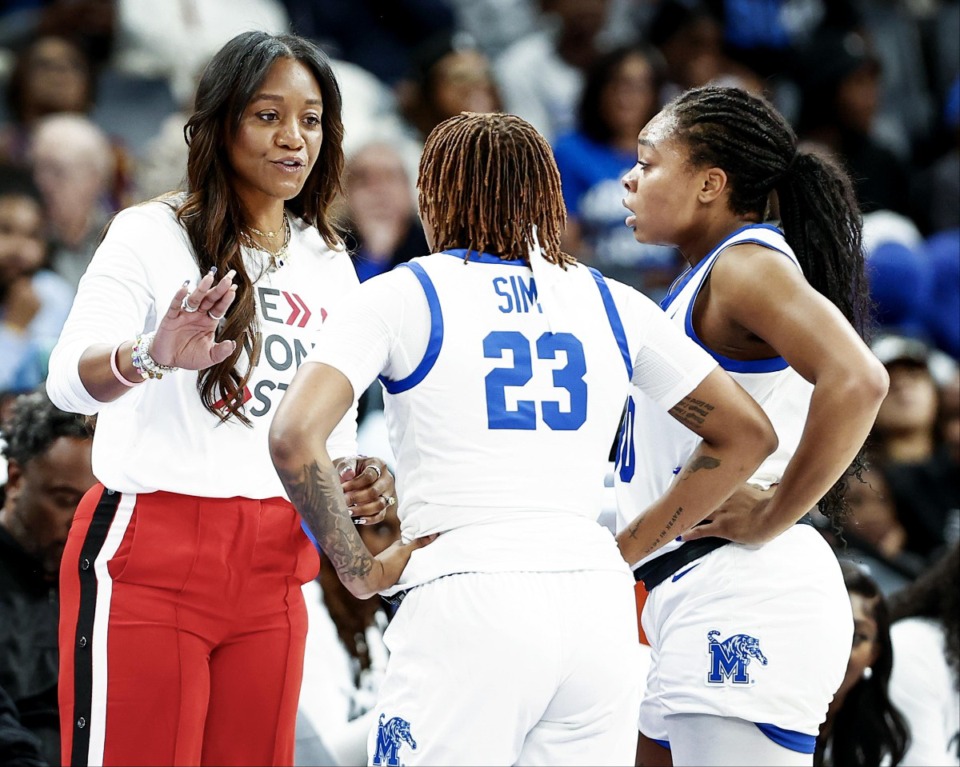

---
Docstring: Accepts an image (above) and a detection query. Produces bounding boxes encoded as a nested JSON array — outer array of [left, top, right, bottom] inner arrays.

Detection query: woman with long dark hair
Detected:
[[616, 85, 889, 765], [45, 31, 424, 766], [815, 562, 909, 766], [552, 43, 679, 297]]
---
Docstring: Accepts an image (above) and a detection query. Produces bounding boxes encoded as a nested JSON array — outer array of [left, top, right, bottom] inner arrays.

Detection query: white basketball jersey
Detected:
[[615, 224, 814, 564], [381, 250, 633, 529]]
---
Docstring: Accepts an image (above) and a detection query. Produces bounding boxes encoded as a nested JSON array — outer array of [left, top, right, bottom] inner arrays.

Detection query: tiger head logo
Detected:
[[706, 629, 768, 685], [373, 713, 417, 766]]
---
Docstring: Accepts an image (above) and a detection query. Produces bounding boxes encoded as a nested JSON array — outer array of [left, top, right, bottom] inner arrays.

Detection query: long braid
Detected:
[[668, 86, 872, 526], [418, 112, 573, 266]]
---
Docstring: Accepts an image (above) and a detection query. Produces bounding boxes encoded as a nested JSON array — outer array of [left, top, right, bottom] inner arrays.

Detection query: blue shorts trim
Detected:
[[755, 722, 816, 753]]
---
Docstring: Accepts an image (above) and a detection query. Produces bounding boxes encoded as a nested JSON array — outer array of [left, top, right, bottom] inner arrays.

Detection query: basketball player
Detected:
[[616, 85, 890, 766], [270, 112, 778, 765]]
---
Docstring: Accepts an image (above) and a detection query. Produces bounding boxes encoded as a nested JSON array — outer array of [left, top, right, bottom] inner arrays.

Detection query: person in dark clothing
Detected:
[[0, 683, 46, 767], [0, 390, 95, 766], [869, 335, 959, 565], [795, 30, 913, 216]]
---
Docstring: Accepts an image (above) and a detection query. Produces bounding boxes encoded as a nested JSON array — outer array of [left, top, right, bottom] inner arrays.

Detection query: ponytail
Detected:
[[776, 149, 871, 336]]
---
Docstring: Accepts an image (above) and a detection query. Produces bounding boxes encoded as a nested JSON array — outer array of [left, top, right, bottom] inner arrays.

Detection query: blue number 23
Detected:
[[483, 330, 587, 430]]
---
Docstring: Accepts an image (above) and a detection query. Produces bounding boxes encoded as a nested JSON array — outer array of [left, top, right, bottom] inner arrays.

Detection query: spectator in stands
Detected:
[[0, 167, 73, 395], [28, 114, 115, 290], [815, 561, 908, 767], [552, 42, 680, 297], [1, 34, 134, 210], [0, 1, 115, 68], [341, 140, 427, 284], [0, 390, 96, 767], [110, 0, 290, 109], [646, 0, 764, 104], [832, 460, 925, 593], [494, 0, 614, 143], [400, 32, 501, 142], [1, 35, 93, 164], [795, 29, 912, 216], [869, 335, 959, 564], [888, 543, 960, 766], [0, 682, 46, 767], [297, 505, 401, 766]]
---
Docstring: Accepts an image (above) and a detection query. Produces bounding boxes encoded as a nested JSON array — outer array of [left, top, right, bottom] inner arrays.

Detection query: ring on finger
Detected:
[[181, 295, 200, 313], [207, 310, 224, 321], [381, 494, 396, 507], [367, 464, 382, 480]]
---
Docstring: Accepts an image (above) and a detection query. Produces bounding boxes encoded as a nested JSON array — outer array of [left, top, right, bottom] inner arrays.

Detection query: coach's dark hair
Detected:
[[177, 31, 344, 424], [1, 390, 92, 467], [889, 542, 960, 693], [418, 112, 572, 266], [665, 85, 872, 522], [815, 563, 909, 767]]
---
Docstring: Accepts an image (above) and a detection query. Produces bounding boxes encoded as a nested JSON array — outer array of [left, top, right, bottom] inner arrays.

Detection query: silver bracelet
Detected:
[[131, 331, 179, 380]]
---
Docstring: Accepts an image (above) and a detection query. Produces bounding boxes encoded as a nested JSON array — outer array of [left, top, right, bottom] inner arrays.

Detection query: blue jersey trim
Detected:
[[755, 723, 816, 754], [587, 267, 632, 378], [676, 225, 793, 373], [441, 248, 528, 266], [659, 223, 781, 310], [379, 263, 444, 394], [651, 738, 670, 751]]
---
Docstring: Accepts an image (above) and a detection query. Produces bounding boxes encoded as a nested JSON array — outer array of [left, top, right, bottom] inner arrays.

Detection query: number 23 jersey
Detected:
[[307, 250, 716, 581]]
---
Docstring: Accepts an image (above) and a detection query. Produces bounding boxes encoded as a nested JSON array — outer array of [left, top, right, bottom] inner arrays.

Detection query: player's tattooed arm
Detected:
[[615, 366, 776, 566], [277, 460, 377, 582], [623, 505, 686, 556], [669, 394, 716, 428]]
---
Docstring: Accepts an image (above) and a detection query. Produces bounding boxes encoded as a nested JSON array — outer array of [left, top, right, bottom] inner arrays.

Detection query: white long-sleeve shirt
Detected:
[[46, 199, 358, 498], [889, 617, 960, 766]]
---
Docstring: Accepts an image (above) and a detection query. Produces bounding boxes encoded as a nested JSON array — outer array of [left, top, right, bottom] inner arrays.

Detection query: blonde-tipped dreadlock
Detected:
[[418, 112, 575, 267]]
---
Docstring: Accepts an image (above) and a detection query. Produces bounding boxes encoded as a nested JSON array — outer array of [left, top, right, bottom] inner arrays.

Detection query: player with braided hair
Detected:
[[271, 111, 777, 765], [616, 85, 889, 766]]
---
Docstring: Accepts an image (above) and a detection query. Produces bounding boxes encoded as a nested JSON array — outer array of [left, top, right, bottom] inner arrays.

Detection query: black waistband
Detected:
[[633, 514, 815, 591], [633, 537, 729, 590]]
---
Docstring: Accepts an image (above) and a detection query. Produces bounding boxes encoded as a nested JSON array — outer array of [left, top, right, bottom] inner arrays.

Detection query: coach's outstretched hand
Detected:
[[150, 267, 238, 370]]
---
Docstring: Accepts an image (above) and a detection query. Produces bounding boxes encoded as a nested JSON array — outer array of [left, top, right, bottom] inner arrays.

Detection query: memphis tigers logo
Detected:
[[706, 629, 768, 685], [373, 713, 417, 766]]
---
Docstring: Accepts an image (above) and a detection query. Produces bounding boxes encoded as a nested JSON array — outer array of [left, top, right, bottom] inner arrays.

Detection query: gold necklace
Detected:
[[247, 223, 282, 239], [241, 215, 291, 270]]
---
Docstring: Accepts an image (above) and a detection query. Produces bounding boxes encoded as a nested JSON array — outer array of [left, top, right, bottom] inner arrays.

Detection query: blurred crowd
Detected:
[[0, 1, 957, 765]]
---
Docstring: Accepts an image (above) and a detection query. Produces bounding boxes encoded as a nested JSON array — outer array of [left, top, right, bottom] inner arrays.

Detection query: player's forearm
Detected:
[[616, 442, 764, 565], [760, 366, 888, 537], [271, 430, 381, 599]]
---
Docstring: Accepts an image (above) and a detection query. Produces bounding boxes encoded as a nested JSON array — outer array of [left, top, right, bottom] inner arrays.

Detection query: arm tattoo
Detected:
[[626, 504, 685, 552], [669, 395, 715, 429], [685, 455, 720, 474], [278, 460, 375, 583], [626, 506, 686, 557]]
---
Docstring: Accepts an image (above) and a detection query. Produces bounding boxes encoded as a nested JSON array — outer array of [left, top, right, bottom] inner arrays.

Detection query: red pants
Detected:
[[59, 484, 320, 766]]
